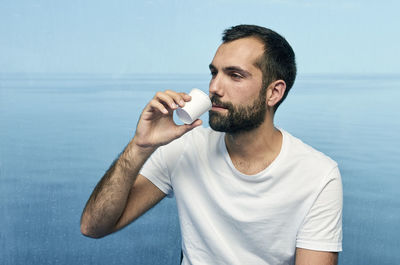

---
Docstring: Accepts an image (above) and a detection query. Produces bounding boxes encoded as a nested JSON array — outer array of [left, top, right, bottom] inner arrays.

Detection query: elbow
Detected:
[[80, 221, 108, 239], [80, 223, 99, 238]]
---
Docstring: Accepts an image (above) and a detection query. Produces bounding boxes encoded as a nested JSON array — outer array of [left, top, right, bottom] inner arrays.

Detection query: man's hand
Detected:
[[134, 90, 202, 149]]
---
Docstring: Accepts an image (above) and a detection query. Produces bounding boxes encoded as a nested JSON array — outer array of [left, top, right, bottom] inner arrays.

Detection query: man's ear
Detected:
[[266, 80, 286, 108]]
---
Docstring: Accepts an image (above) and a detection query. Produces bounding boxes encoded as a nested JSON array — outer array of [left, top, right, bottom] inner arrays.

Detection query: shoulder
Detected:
[[281, 129, 338, 177]]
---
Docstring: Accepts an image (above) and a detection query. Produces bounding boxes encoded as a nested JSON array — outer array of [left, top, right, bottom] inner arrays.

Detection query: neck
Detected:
[[224, 114, 282, 165]]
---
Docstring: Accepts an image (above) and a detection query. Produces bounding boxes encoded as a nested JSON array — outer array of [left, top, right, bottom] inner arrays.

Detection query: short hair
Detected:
[[222, 25, 297, 112]]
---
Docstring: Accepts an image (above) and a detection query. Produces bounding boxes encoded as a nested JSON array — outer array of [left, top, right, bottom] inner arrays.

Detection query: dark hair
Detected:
[[222, 25, 297, 112]]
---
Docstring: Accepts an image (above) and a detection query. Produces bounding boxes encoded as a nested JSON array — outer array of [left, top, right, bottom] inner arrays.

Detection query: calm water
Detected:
[[1, 74, 399, 265]]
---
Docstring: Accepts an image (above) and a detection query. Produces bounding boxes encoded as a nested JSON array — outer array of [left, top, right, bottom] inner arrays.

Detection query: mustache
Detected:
[[210, 95, 234, 110]]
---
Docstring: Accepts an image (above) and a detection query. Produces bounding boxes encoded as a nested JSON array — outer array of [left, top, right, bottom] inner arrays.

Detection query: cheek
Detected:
[[233, 81, 262, 104]]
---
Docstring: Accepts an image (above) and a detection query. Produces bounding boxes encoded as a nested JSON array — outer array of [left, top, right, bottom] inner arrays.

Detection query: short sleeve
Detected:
[[140, 146, 174, 197], [296, 166, 343, 252], [139, 133, 190, 198]]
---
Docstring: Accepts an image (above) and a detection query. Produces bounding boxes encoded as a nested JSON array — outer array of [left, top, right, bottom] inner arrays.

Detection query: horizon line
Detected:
[[1, 72, 400, 76]]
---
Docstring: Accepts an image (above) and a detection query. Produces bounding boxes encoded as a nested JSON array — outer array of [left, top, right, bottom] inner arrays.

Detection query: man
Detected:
[[81, 25, 343, 265]]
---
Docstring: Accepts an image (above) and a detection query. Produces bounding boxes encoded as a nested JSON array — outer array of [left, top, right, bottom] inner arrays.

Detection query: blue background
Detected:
[[1, 0, 400, 264]]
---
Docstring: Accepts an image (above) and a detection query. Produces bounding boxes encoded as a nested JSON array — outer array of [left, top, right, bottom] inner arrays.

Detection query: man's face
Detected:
[[208, 37, 266, 133]]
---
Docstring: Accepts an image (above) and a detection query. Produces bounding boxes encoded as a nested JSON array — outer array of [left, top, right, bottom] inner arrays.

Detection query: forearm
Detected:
[[80, 139, 155, 238]]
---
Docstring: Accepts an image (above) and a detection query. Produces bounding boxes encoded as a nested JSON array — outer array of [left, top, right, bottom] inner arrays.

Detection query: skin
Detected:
[[80, 37, 338, 264], [209, 37, 283, 175]]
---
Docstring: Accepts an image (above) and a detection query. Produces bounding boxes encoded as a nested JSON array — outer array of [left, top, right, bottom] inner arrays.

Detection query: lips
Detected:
[[211, 104, 228, 112], [212, 104, 226, 109]]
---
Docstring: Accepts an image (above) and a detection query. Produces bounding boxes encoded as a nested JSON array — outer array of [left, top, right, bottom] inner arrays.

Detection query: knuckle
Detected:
[[166, 90, 179, 99], [150, 99, 159, 105]]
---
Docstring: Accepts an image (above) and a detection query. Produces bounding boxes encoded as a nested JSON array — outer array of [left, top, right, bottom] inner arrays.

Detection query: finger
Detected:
[[175, 119, 202, 136], [148, 99, 169, 114], [165, 90, 187, 108], [188, 119, 202, 127], [154, 91, 179, 110], [181, 93, 192, 102]]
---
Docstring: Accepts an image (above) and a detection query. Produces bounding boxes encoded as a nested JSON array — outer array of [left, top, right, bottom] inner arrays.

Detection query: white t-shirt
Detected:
[[140, 127, 342, 265]]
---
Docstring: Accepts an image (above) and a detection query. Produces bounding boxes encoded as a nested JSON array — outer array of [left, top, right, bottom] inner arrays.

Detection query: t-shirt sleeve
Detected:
[[296, 166, 343, 252], [140, 146, 174, 197], [139, 133, 189, 198]]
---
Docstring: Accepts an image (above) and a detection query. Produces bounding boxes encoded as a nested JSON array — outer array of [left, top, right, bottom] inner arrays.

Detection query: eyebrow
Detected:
[[209, 64, 252, 77]]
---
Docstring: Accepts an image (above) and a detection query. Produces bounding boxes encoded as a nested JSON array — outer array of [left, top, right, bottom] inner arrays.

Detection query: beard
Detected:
[[209, 88, 267, 134]]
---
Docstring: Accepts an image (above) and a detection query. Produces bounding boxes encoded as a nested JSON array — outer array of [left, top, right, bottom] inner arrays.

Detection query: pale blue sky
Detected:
[[1, 0, 399, 74]]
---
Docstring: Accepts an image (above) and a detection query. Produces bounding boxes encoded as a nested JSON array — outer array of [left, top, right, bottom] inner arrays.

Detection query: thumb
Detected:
[[175, 119, 203, 136]]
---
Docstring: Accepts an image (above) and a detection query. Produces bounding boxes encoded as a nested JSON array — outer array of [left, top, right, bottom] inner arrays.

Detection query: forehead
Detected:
[[212, 37, 265, 69]]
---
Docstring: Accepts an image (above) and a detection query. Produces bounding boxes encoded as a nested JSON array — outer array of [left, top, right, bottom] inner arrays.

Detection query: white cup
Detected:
[[176, 88, 212, 124]]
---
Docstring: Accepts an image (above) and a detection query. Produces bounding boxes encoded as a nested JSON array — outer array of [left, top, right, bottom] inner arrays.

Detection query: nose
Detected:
[[209, 74, 224, 97]]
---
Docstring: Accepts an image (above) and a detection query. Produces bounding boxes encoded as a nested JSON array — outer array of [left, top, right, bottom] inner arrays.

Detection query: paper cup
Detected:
[[176, 88, 212, 124]]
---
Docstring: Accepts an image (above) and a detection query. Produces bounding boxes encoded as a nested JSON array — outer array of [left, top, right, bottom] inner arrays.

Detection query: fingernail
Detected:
[[179, 100, 185, 106]]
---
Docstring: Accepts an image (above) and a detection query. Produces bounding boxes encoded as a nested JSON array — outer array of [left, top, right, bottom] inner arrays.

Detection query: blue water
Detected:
[[1, 73, 399, 265]]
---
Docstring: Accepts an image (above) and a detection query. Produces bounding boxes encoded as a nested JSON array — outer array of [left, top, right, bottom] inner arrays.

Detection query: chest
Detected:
[[172, 153, 309, 225], [230, 157, 274, 175]]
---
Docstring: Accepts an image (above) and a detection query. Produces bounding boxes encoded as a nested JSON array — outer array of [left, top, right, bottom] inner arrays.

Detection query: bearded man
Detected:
[[81, 25, 343, 265]]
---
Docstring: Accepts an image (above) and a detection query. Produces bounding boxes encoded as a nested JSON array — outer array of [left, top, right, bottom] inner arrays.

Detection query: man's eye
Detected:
[[210, 71, 217, 77], [231, 73, 243, 79]]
